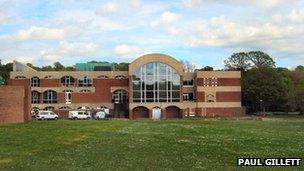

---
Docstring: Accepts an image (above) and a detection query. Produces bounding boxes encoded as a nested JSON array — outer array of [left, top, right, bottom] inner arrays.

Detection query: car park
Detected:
[[36, 111, 59, 120], [68, 111, 91, 120]]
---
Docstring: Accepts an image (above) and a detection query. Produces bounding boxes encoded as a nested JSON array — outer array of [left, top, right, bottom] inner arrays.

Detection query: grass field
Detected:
[[0, 117, 304, 170]]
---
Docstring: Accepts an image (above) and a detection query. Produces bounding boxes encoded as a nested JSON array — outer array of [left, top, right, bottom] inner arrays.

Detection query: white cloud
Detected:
[[0, 11, 11, 24], [183, 0, 300, 8], [151, 11, 181, 27], [15, 26, 64, 41], [183, 0, 203, 8], [95, 2, 119, 15], [41, 41, 98, 62], [113, 44, 141, 58]]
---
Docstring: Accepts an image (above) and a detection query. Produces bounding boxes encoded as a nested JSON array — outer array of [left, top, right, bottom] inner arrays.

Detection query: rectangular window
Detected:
[[183, 92, 194, 101], [183, 79, 194, 86], [65, 91, 72, 104]]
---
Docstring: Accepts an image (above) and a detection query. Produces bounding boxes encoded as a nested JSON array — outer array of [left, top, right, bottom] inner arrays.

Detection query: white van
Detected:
[[68, 111, 91, 120], [36, 111, 59, 120]]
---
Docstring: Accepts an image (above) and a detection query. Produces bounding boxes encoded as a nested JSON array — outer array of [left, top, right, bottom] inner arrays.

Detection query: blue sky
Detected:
[[0, 0, 303, 69]]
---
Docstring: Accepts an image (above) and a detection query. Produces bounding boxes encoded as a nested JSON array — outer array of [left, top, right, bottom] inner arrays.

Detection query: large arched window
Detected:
[[31, 77, 40, 87], [132, 62, 180, 103], [43, 90, 57, 103], [78, 76, 93, 87], [31, 91, 40, 104], [60, 76, 75, 87]]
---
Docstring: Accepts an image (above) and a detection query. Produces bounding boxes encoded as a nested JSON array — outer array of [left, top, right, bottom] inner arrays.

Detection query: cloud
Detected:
[[0, 11, 11, 24], [15, 26, 64, 41], [95, 2, 119, 15], [151, 11, 181, 27], [183, 15, 303, 47], [183, 0, 300, 8], [41, 41, 98, 62], [113, 44, 141, 58]]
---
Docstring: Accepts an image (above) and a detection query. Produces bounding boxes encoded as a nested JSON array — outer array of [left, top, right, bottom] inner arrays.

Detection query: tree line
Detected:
[[224, 51, 304, 115]]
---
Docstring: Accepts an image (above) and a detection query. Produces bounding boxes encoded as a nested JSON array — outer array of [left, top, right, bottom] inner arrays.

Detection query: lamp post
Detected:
[[259, 99, 263, 115]]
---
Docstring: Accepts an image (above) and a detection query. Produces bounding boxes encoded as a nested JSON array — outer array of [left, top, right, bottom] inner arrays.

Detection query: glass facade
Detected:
[[132, 62, 180, 103]]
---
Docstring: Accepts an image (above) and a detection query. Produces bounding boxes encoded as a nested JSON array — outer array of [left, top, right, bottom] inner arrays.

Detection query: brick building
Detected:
[[8, 53, 243, 119]]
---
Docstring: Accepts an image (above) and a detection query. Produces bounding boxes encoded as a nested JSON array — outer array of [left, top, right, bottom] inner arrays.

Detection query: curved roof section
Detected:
[[129, 53, 183, 75]]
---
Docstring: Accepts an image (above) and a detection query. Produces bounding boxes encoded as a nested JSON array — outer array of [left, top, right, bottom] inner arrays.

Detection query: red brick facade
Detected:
[[216, 92, 241, 102], [6, 53, 243, 120], [0, 86, 30, 123]]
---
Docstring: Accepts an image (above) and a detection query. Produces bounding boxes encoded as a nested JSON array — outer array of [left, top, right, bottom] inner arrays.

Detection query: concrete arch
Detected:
[[129, 53, 184, 76]]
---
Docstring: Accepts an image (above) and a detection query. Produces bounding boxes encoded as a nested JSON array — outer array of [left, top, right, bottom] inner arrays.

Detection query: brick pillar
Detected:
[[162, 108, 166, 119], [129, 109, 133, 119], [149, 109, 152, 119], [180, 109, 185, 118]]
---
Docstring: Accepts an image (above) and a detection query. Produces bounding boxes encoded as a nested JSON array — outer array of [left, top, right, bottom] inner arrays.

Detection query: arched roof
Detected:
[[129, 53, 183, 75]]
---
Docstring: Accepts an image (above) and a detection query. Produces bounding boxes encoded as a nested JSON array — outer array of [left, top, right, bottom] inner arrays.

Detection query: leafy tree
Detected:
[[289, 69, 304, 115], [197, 66, 214, 71], [53, 62, 65, 71], [41, 65, 54, 71], [242, 67, 286, 113], [248, 51, 275, 68], [295, 65, 304, 71], [114, 63, 129, 71], [224, 52, 251, 71], [0, 62, 13, 84]]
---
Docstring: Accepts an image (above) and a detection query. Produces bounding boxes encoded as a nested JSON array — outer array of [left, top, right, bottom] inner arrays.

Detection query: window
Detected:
[[78, 76, 93, 87], [31, 77, 40, 87], [15, 76, 26, 79], [80, 89, 91, 93], [113, 90, 128, 104], [31, 91, 40, 104], [183, 79, 194, 86], [115, 75, 126, 79], [61, 76, 75, 87], [64, 90, 72, 104], [97, 75, 109, 79], [183, 93, 194, 101], [15, 63, 24, 72], [132, 62, 180, 103], [43, 90, 57, 103], [203, 78, 218, 87]]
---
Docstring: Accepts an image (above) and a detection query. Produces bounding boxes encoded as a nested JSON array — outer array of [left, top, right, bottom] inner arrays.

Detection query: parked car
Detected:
[[31, 109, 39, 118], [94, 111, 108, 120], [68, 111, 91, 120], [36, 111, 59, 120]]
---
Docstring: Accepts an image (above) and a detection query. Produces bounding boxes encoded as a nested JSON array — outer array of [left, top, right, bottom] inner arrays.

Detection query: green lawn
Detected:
[[0, 117, 304, 170]]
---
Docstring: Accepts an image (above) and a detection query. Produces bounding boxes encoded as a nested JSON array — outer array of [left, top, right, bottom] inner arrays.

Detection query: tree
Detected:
[[295, 65, 304, 71], [181, 60, 197, 72], [289, 69, 304, 115], [0, 62, 13, 85], [197, 66, 214, 71], [114, 63, 129, 71], [224, 52, 252, 71], [247, 51, 275, 68], [53, 62, 65, 71], [242, 67, 286, 113]]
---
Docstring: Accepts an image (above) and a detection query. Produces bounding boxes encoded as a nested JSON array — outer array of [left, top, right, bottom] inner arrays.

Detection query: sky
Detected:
[[0, 0, 303, 69]]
